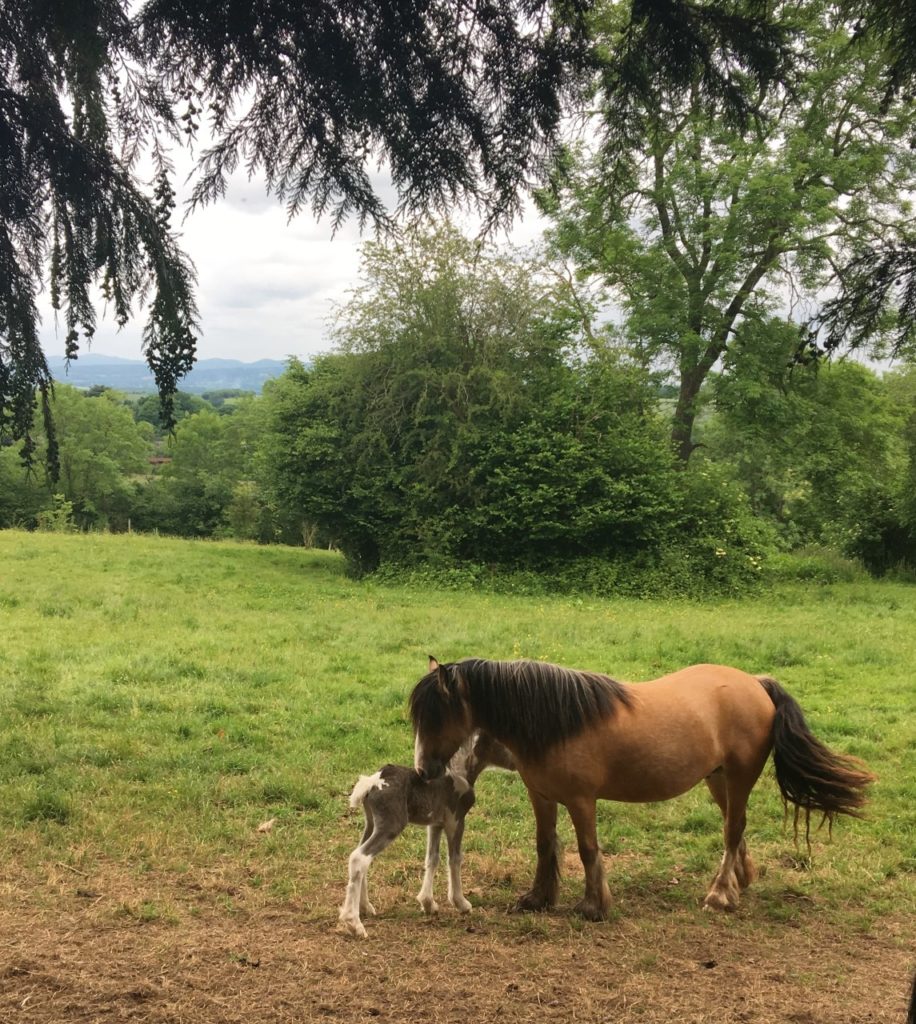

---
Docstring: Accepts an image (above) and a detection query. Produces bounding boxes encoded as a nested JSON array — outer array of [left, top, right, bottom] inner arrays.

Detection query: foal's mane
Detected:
[[451, 658, 631, 760]]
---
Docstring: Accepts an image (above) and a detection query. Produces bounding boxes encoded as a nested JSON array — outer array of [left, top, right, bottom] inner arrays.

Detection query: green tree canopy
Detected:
[[4, 0, 914, 469], [136, 401, 263, 537], [0, 0, 799, 465], [705, 340, 907, 555], [546, 0, 916, 461], [133, 390, 210, 431], [259, 227, 682, 574], [24, 385, 153, 529]]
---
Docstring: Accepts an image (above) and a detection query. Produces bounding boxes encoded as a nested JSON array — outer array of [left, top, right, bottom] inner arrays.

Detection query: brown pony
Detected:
[[409, 657, 875, 919]]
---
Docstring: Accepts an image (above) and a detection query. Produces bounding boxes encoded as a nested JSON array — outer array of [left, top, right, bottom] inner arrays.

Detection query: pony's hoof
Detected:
[[574, 898, 609, 922], [736, 857, 758, 890], [417, 896, 438, 915], [451, 896, 473, 913], [362, 901, 377, 917], [703, 890, 737, 912], [513, 890, 551, 913]]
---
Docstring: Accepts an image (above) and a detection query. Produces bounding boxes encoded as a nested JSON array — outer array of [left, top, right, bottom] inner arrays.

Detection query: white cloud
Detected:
[[39, 149, 547, 364]]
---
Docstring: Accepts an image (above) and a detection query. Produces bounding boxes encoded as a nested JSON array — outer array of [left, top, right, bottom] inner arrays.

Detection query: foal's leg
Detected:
[[358, 808, 377, 918], [416, 825, 442, 915], [340, 818, 374, 937], [339, 821, 401, 938], [515, 791, 560, 912], [566, 797, 611, 921], [703, 769, 757, 912], [444, 813, 472, 913], [359, 864, 376, 918]]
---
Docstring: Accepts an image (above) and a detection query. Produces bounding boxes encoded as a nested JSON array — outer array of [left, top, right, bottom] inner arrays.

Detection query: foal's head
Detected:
[[409, 657, 474, 780]]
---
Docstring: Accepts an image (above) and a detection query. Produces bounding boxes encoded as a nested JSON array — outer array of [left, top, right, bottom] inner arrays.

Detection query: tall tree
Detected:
[[137, 401, 262, 537], [705, 338, 909, 562], [27, 385, 153, 529], [259, 227, 681, 574], [546, 0, 916, 461], [2, 0, 793, 464], [0, 0, 198, 458]]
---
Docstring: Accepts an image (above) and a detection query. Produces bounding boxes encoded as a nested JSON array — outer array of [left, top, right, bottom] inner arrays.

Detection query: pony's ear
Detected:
[[427, 655, 439, 672], [436, 664, 451, 697]]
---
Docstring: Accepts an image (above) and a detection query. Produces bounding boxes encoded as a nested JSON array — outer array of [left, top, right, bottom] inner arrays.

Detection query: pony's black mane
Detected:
[[411, 658, 632, 761]]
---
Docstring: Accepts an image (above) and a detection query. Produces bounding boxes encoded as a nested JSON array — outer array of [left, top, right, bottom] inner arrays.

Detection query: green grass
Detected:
[[0, 529, 914, 930]]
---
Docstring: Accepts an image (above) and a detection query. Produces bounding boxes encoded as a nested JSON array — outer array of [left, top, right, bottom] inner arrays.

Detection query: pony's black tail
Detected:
[[757, 675, 875, 840]]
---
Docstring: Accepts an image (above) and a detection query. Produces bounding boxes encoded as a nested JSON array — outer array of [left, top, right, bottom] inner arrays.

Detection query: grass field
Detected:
[[0, 529, 913, 1022]]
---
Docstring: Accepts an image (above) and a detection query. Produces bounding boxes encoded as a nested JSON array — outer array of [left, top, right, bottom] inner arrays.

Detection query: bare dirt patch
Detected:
[[1, 867, 912, 1023]]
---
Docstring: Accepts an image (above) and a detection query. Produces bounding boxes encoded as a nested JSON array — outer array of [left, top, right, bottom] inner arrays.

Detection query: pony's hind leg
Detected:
[[417, 825, 442, 914], [515, 792, 560, 912], [444, 813, 472, 913], [703, 769, 757, 911]]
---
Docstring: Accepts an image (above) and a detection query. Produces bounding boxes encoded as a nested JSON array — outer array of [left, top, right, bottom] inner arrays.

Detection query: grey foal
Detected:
[[339, 732, 515, 938]]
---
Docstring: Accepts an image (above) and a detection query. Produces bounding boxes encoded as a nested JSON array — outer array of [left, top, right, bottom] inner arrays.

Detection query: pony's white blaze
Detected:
[[413, 730, 424, 773]]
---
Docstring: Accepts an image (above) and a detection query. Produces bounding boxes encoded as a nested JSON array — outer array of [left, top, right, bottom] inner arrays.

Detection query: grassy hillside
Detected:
[[1, 529, 913, 930]]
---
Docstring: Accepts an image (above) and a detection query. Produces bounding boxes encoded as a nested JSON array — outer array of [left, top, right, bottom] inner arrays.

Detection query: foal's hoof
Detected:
[[417, 896, 438, 915], [450, 896, 473, 914], [362, 901, 377, 917], [339, 915, 368, 939]]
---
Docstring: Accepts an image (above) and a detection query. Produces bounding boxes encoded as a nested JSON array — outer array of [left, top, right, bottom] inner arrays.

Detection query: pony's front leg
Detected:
[[514, 790, 560, 912], [416, 825, 442, 914], [566, 797, 611, 921], [444, 813, 472, 913]]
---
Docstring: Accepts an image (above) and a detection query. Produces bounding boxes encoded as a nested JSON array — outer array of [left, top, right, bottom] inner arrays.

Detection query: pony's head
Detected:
[[409, 656, 474, 780]]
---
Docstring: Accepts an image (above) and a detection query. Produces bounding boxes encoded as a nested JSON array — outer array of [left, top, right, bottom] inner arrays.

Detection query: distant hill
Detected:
[[48, 353, 290, 394]]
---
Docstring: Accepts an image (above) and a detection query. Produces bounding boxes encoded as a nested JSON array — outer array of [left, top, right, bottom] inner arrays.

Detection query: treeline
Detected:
[[3, 229, 915, 595]]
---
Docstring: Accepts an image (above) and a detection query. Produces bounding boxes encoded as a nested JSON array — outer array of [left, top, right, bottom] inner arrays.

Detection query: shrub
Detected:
[[35, 494, 76, 533]]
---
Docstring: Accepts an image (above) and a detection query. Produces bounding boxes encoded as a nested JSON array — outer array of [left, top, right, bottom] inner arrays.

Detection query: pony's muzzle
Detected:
[[417, 758, 445, 782]]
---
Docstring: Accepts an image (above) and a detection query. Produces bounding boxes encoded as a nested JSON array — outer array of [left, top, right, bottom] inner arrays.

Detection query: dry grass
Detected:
[[1, 858, 914, 1023]]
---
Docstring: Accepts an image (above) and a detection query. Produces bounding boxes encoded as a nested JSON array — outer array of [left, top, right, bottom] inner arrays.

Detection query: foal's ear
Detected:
[[427, 655, 439, 672]]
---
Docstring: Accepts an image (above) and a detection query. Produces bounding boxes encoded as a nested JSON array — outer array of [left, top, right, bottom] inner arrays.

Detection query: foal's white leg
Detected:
[[417, 825, 442, 914], [445, 813, 472, 913], [360, 866, 376, 918], [339, 847, 373, 938]]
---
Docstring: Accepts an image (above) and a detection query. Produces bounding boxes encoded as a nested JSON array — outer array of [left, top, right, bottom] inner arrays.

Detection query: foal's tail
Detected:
[[757, 675, 875, 839], [348, 772, 385, 810]]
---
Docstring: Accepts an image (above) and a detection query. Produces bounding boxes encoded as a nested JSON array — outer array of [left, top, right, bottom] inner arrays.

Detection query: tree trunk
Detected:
[[671, 367, 704, 463]]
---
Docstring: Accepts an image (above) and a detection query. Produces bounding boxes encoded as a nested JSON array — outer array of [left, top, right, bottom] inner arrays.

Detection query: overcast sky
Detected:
[[38, 154, 548, 365]]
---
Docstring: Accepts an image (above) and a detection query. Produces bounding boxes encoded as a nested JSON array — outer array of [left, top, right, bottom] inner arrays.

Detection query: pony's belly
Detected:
[[522, 748, 717, 804], [534, 719, 723, 803], [596, 768, 709, 803]]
